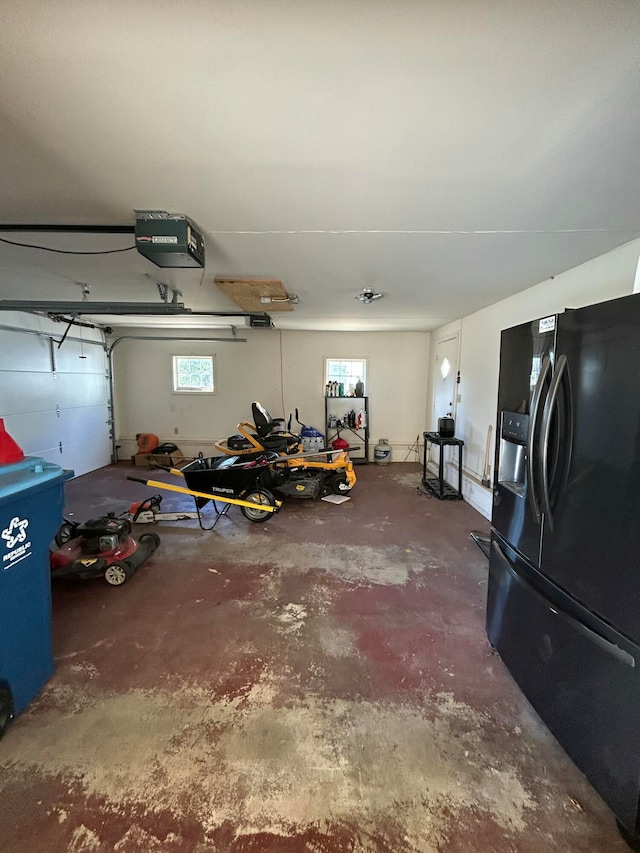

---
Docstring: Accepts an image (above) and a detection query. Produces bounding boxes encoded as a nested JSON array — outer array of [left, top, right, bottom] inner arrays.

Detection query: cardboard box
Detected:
[[148, 451, 186, 469], [133, 450, 186, 468], [133, 453, 152, 467]]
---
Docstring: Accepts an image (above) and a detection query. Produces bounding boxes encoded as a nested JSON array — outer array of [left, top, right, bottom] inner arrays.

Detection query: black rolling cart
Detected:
[[423, 432, 464, 500]]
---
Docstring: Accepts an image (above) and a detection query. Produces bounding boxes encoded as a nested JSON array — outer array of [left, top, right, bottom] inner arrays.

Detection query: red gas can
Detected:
[[0, 419, 24, 465]]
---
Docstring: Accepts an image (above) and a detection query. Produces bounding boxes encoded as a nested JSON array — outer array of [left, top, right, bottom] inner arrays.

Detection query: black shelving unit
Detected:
[[423, 431, 464, 500], [325, 396, 369, 464]]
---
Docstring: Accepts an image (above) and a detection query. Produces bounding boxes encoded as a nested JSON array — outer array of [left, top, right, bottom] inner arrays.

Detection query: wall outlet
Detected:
[[174, 427, 179, 435]]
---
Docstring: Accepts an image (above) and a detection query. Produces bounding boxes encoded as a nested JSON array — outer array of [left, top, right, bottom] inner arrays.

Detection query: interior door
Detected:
[[431, 333, 459, 474], [433, 334, 458, 429]]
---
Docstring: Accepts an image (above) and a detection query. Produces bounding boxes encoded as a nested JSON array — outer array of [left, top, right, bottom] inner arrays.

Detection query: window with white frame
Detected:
[[172, 355, 215, 393], [325, 358, 367, 396]]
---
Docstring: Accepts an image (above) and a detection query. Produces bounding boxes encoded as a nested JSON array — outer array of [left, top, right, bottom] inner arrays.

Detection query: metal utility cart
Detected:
[[422, 432, 464, 500]]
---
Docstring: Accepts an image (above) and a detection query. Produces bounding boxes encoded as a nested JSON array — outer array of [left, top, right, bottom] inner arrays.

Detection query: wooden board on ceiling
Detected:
[[214, 277, 294, 312]]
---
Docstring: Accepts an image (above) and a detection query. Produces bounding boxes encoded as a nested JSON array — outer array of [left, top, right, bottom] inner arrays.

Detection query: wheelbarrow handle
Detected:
[[127, 476, 150, 485]]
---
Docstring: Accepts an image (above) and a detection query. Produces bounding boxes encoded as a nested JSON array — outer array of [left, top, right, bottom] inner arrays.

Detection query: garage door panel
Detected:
[[58, 406, 110, 444], [0, 373, 108, 414], [0, 330, 52, 372], [55, 341, 106, 373], [54, 373, 108, 408], [5, 411, 61, 456], [0, 371, 57, 414], [4, 407, 111, 472], [60, 436, 112, 478]]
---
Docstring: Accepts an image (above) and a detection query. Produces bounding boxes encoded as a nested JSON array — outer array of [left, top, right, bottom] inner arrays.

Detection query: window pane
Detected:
[[173, 356, 214, 393], [325, 359, 366, 395]]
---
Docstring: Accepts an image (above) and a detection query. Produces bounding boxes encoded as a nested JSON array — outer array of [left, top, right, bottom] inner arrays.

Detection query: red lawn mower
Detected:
[[50, 515, 160, 586]]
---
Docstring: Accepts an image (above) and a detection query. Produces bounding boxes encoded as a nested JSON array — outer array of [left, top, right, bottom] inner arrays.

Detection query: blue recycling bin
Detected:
[[0, 457, 73, 736]]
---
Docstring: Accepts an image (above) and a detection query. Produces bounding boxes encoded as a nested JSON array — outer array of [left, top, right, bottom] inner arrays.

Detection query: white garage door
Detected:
[[0, 322, 111, 477]]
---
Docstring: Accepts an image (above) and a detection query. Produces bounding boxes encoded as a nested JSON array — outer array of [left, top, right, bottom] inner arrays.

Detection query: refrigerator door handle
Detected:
[[539, 354, 571, 531], [492, 539, 636, 668], [526, 354, 551, 520]]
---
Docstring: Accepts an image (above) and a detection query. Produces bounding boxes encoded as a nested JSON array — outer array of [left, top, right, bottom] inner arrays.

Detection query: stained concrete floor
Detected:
[[0, 461, 631, 852]]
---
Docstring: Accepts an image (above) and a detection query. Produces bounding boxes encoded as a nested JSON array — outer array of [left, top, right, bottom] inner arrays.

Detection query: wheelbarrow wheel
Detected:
[[241, 489, 276, 523]]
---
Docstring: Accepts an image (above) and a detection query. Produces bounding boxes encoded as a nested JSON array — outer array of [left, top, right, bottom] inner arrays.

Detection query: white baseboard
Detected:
[[118, 437, 424, 464], [462, 479, 492, 519], [116, 437, 221, 462], [424, 459, 493, 520], [368, 441, 422, 464]]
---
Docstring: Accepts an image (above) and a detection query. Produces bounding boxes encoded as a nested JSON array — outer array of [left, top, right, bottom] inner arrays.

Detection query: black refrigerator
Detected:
[[487, 291, 640, 844]]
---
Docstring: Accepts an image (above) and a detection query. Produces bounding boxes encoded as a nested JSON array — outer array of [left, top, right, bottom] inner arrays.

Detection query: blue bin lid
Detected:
[[0, 457, 73, 506]]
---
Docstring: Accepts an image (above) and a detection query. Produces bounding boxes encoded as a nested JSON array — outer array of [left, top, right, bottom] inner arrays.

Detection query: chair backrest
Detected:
[[251, 401, 274, 437]]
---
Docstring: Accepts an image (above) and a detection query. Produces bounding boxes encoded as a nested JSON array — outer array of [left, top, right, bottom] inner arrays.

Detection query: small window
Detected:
[[172, 355, 215, 394], [325, 358, 367, 396]]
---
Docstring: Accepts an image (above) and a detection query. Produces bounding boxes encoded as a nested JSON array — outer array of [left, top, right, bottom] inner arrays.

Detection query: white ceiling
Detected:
[[1, 1, 640, 332]]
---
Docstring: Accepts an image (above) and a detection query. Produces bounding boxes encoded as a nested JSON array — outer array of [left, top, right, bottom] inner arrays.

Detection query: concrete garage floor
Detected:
[[0, 461, 631, 852]]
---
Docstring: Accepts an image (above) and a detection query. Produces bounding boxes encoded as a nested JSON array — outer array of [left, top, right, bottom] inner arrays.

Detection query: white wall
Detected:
[[282, 331, 430, 462], [0, 312, 111, 477], [112, 328, 430, 462], [432, 238, 640, 518]]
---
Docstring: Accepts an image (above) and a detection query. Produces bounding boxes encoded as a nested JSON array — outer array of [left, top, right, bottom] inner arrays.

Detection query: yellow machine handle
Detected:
[[126, 476, 281, 512]]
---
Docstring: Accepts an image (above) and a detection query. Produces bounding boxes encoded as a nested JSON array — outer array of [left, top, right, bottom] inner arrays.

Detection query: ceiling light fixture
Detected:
[[356, 287, 383, 304]]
